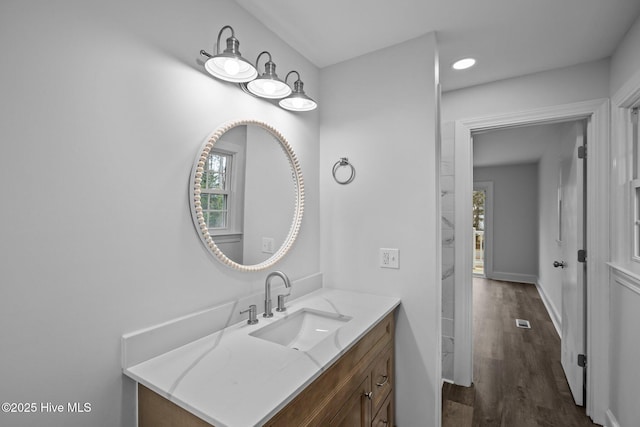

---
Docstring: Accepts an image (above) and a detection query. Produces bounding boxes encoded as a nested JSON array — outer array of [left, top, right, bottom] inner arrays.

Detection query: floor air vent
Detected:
[[515, 319, 531, 329]]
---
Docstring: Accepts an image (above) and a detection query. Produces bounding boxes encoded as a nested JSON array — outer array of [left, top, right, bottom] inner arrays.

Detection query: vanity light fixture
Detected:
[[279, 71, 318, 112], [200, 25, 258, 83], [199, 27, 317, 112], [245, 51, 292, 99], [452, 57, 476, 70]]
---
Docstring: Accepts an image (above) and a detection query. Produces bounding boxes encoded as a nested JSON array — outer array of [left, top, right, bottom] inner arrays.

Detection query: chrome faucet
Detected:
[[264, 271, 291, 317]]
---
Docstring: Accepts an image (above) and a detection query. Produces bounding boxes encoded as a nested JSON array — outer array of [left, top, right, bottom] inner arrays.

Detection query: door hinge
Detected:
[[577, 249, 587, 263], [578, 145, 587, 159], [578, 354, 587, 368]]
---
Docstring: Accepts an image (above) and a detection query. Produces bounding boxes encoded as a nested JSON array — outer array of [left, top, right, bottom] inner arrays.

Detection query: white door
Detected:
[[557, 122, 587, 406]]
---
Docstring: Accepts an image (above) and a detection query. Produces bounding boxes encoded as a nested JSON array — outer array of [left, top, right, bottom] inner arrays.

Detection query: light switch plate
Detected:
[[262, 237, 275, 254], [379, 248, 399, 269]]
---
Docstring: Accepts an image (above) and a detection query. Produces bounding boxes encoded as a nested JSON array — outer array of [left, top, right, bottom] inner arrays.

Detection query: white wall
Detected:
[[0, 1, 320, 426], [243, 125, 295, 265], [319, 34, 441, 426], [610, 14, 640, 97], [608, 269, 640, 427], [443, 59, 610, 123], [473, 163, 539, 282], [608, 12, 640, 427]]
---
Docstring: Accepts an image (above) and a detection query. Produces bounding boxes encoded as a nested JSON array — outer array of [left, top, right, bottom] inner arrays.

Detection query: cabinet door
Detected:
[[370, 346, 393, 413], [372, 392, 393, 427], [329, 376, 371, 427]]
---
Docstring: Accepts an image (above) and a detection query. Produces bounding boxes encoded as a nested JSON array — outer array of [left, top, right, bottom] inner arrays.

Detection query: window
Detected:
[[632, 108, 640, 260], [201, 150, 233, 231]]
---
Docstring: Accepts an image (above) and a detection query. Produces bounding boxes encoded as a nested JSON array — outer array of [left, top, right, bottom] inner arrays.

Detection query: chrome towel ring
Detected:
[[332, 157, 356, 185]]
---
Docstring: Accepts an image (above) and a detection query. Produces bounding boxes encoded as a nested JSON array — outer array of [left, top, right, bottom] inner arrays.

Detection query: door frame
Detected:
[[453, 99, 610, 424]]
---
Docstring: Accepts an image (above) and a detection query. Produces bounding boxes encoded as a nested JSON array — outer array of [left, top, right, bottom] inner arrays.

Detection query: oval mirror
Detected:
[[189, 120, 304, 272]]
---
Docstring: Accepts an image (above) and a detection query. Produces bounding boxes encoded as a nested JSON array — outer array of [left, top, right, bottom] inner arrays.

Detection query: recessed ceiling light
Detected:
[[452, 58, 476, 70]]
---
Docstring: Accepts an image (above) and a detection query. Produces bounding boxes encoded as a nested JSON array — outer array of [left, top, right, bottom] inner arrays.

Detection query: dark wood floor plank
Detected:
[[442, 382, 476, 407], [442, 400, 474, 427], [472, 356, 503, 427], [442, 278, 599, 427]]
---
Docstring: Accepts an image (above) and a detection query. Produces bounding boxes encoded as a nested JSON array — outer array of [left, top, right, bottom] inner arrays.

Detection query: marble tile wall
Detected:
[[441, 121, 455, 381]]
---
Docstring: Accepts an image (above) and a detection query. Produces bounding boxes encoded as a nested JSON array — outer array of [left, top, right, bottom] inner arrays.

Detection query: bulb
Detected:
[[223, 59, 240, 76], [262, 81, 276, 94], [292, 98, 304, 109]]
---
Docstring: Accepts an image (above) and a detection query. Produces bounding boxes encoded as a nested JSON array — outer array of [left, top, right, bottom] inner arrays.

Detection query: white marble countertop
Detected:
[[123, 288, 400, 427]]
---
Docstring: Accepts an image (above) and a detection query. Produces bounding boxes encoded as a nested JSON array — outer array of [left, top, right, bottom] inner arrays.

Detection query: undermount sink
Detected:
[[249, 308, 352, 351]]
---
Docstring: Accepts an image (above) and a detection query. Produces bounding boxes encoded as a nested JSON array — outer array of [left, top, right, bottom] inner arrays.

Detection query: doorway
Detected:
[[472, 182, 493, 278], [471, 120, 588, 408], [472, 189, 485, 276], [451, 99, 610, 423]]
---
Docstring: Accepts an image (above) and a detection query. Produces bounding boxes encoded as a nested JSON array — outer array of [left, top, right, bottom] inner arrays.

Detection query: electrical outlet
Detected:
[[262, 237, 275, 254], [379, 248, 399, 269]]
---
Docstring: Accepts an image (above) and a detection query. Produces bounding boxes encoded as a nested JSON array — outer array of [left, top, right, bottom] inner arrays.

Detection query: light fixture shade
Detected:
[[246, 52, 292, 99], [279, 72, 317, 111], [202, 26, 258, 83]]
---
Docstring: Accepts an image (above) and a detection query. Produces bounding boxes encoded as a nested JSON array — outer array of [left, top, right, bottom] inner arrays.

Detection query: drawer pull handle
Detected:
[[376, 375, 389, 387], [364, 391, 373, 399]]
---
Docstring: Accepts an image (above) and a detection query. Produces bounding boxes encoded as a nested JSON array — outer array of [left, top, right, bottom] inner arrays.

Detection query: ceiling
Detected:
[[234, 0, 640, 92]]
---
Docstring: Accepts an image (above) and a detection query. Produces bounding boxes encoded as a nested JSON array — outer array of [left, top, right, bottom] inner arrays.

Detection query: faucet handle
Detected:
[[240, 304, 259, 325], [275, 294, 288, 312]]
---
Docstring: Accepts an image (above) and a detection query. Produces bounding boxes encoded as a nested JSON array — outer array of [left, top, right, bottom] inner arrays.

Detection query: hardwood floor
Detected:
[[442, 278, 599, 427]]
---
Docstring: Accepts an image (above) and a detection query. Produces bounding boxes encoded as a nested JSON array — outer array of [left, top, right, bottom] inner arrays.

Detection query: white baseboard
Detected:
[[488, 271, 537, 284], [606, 409, 620, 427], [535, 280, 562, 338]]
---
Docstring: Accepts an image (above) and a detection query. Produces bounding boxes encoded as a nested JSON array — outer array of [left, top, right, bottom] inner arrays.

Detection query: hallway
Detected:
[[442, 278, 598, 426]]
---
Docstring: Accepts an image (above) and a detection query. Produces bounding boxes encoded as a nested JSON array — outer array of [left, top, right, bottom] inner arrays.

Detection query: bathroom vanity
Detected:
[[264, 309, 394, 426], [121, 120, 401, 426], [122, 289, 400, 426]]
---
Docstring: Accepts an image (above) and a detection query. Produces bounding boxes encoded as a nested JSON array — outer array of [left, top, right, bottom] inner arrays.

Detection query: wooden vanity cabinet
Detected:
[[328, 344, 394, 427], [372, 392, 394, 427], [138, 384, 212, 427], [328, 375, 371, 426], [266, 311, 395, 427], [138, 311, 396, 427]]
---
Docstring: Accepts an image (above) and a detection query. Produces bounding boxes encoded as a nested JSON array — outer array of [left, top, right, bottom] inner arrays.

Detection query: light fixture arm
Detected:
[[284, 70, 301, 85], [284, 70, 306, 93], [254, 51, 279, 78], [199, 25, 238, 59], [216, 25, 235, 55], [255, 51, 273, 69]]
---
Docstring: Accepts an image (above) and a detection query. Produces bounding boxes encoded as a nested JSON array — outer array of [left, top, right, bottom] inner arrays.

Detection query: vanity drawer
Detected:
[[370, 345, 393, 413], [372, 391, 394, 427]]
